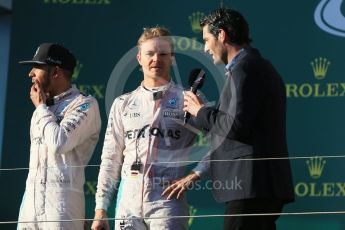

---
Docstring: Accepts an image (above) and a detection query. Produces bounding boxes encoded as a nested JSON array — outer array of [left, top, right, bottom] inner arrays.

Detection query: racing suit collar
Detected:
[[140, 81, 173, 101], [53, 84, 79, 105], [141, 80, 171, 92]]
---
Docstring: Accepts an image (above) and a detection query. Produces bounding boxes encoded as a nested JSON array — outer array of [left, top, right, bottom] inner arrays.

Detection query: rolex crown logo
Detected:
[[189, 11, 204, 33], [72, 60, 83, 82], [306, 156, 326, 179], [310, 57, 330, 80]]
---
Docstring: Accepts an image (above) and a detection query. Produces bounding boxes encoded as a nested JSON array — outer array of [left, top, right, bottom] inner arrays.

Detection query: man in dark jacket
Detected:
[[182, 8, 295, 230]]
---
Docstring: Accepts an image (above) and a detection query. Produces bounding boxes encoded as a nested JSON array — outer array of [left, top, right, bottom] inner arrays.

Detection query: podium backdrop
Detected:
[[1, 0, 345, 229]]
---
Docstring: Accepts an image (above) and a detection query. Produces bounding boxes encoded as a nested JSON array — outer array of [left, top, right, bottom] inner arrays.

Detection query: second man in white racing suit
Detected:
[[91, 27, 208, 230]]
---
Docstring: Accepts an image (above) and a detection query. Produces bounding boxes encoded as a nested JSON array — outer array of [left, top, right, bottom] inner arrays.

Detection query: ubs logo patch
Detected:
[[124, 112, 141, 118]]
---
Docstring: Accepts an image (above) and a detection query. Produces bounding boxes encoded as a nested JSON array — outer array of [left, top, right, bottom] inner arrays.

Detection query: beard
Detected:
[[42, 67, 54, 92], [220, 49, 228, 65]]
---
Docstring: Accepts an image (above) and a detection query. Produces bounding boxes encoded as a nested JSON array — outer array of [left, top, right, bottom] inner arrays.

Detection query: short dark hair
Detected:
[[200, 8, 252, 45]]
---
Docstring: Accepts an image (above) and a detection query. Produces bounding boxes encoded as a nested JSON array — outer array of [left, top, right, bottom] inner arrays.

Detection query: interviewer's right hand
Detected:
[[183, 91, 204, 117], [91, 209, 110, 230]]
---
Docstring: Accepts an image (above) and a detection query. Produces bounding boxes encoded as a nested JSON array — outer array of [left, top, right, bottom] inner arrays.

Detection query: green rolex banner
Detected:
[[1, 0, 345, 229]]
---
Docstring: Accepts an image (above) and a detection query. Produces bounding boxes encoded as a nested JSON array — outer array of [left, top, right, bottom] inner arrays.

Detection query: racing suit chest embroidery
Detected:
[[122, 94, 183, 142]]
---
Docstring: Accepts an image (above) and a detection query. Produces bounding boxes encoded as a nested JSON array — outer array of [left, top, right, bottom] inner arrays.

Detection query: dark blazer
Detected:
[[197, 48, 295, 203]]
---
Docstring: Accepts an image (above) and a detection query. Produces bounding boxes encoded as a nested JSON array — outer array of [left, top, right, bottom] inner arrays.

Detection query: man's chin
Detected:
[[213, 59, 222, 65], [149, 75, 170, 82], [213, 58, 226, 65]]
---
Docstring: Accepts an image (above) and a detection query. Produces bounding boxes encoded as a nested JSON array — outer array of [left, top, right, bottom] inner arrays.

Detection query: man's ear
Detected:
[[218, 29, 227, 43], [137, 51, 142, 65], [171, 55, 175, 65], [52, 66, 59, 79]]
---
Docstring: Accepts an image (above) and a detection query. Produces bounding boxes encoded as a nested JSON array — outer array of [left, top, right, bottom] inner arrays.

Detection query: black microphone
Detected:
[[183, 68, 206, 124]]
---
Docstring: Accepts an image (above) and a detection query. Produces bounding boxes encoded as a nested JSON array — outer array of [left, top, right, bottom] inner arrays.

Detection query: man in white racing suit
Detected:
[[91, 27, 208, 230], [18, 43, 101, 230]]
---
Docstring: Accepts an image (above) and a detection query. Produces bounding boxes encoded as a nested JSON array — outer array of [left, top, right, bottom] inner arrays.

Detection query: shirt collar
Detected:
[[225, 48, 247, 74]]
